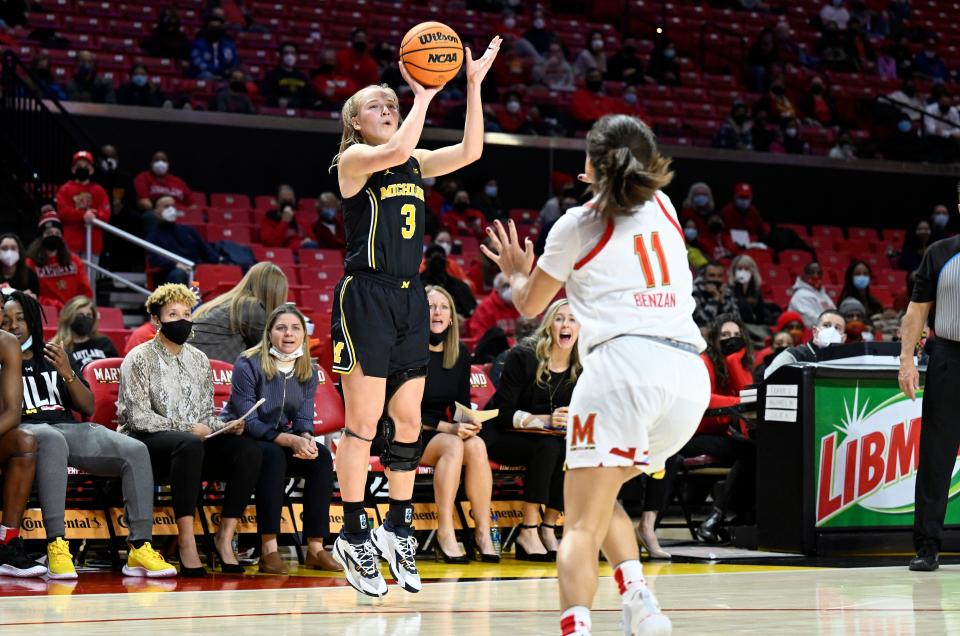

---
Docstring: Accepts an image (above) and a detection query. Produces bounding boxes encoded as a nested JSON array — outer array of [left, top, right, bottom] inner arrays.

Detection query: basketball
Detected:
[[399, 21, 464, 87]]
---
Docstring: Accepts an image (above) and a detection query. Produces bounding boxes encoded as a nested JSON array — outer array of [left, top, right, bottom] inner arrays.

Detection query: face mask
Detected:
[[933, 213, 949, 228], [132, 74, 148, 87], [592, 39, 604, 51], [785, 127, 798, 137], [852, 274, 870, 289], [318, 207, 335, 222], [708, 221, 723, 233], [282, 53, 297, 67], [845, 320, 866, 338], [42, 235, 63, 251], [159, 318, 192, 345], [586, 79, 603, 92], [423, 177, 436, 187], [498, 287, 512, 304], [663, 48, 675, 59], [693, 194, 709, 208], [207, 24, 224, 39], [436, 240, 452, 255], [733, 112, 748, 124], [624, 92, 638, 104], [152, 160, 169, 176], [735, 269, 752, 285], [270, 345, 303, 362], [71, 314, 95, 337], [20, 335, 32, 353], [230, 80, 246, 92], [814, 325, 842, 348], [0, 249, 20, 267], [735, 197, 751, 210], [484, 185, 498, 198], [454, 201, 469, 213], [352, 40, 367, 53], [506, 100, 521, 114], [504, 17, 516, 29], [720, 336, 745, 356], [161, 206, 178, 223], [533, 18, 545, 29], [429, 327, 448, 346], [101, 157, 117, 172], [683, 227, 698, 242], [74, 167, 91, 181], [917, 231, 931, 242], [771, 85, 785, 96], [897, 119, 913, 133], [811, 84, 824, 95]]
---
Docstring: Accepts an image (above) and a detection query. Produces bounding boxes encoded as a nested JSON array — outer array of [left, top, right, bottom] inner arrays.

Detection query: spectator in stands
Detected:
[[336, 28, 379, 88], [522, 6, 555, 55], [898, 219, 933, 273], [124, 320, 157, 355], [220, 303, 340, 573], [66, 51, 115, 104], [117, 283, 261, 576], [758, 77, 795, 123], [729, 254, 771, 325], [261, 185, 318, 249], [607, 35, 644, 85], [262, 42, 313, 109], [145, 195, 220, 285], [764, 309, 847, 378], [372, 41, 403, 91], [215, 68, 256, 114], [779, 117, 809, 154], [116, 63, 168, 109], [535, 190, 579, 256], [750, 105, 776, 152], [189, 8, 239, 80], [680, 182, 716, 232], [774, 310, 808, 345], [923, 92, 960, 139], [845, 16, 875, 71], [97, 144, 137, 222], [573, 30, 607, 78], [693, 262, 740, 328], [930, 203, 955, 240], [646, 37, 681, 86], [312, 192, 347, 250], [55, 150, 111, 259], [496, 91, 528, 133], [0, 0, 26, 28], [713, 101, 754, 151], [473, 178, 506, 222], [27, 54, 66, 101], [748, 28, 782, 92], [797, 76, 838, 128], [485, 299, 579, 561], [53, 295, 119, 373], [684, 220, 709, 270], [820, 0, 851, 30], [700, 213, 738, 262], [1, 289, 178, 579], [444, 190, 486, 237], [416, 286, 498, 562], [720, 182, 769, 239], [570, 68, 619, 129], [311, 49, 359, 109], [914, 38, 949, 83], [421, 245, 477, 320], [532, 41, 575, 91], [191, 261, 289, 364], [816, 20, 857, 72], [134, 151, 194, 211], [26, 209, 92, 309], [0, 234, 39, 296], [468, 236, 499, 299], [789, 261, 836, 327], [828, 131, 858, 159], [141, 6, 191, 61], [467, 272, 520, 339], [753, 330, 796, 381], [888, 79, 925, 122], [882, 113, 924, 161], [838, 296, 872, 342]]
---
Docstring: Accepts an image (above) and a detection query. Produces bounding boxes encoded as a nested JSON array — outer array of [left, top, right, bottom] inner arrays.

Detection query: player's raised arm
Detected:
[[414, 36, 502, 178]]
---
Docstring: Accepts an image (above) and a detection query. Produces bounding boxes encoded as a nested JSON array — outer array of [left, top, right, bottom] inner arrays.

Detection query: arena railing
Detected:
[[876, 95, 960, 132]]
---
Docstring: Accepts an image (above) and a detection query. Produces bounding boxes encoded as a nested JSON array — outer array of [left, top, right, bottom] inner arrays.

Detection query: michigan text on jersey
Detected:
[[379, 183, 425, 201]]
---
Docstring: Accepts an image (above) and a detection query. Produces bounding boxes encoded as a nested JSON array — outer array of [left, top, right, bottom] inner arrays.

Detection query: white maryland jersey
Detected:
[[537, 192, 706, 355]]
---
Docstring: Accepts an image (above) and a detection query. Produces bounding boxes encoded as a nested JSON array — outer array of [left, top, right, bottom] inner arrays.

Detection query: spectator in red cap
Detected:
[[134, 151, 194, 213], [25, 208, 93, 309], [720, 183, 770, 240], [54, 151, 111, 259]]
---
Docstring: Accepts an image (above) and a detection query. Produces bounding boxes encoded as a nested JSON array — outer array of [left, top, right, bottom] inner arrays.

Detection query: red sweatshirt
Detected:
[[28, 254, 93, 310], [133, 171, 194, 207], [696, 349, 753, 436], [335, 48, 380, 87], [55, 180, 111, 254], [124, 321, 158, 354], [467, 291, 519, 339]]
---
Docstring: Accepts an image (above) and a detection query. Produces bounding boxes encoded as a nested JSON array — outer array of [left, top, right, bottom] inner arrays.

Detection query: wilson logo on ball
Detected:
[[418, 31, 461, 46]]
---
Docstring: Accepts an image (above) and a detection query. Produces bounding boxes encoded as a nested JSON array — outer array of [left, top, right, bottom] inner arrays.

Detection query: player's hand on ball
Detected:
[[399, 60, 443, 99], [482, 219, 534, 278], [466, 35, 502, 86]]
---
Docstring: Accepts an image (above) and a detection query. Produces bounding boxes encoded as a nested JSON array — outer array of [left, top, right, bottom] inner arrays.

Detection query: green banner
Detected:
[[814, 377, 960, 528]]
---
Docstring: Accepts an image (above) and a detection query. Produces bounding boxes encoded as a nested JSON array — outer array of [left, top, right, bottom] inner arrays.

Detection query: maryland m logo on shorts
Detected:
[[570, 413, 597, 450]]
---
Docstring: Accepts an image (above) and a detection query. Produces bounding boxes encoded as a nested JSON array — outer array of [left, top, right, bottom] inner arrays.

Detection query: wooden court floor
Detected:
[[1, 556, 958, 635]]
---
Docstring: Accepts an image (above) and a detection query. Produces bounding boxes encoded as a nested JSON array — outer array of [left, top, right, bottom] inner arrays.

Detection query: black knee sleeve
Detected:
[[385, 366, 427, 402], [379, 416, 423, 472]]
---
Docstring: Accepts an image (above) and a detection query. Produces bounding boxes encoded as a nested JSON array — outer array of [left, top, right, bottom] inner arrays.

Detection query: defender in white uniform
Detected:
[[483, 114, 709, 636]]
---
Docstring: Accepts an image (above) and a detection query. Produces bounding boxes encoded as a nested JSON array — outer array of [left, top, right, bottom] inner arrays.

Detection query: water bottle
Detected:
[[189, 281, 202, 310], [490, 512, 501, 556]]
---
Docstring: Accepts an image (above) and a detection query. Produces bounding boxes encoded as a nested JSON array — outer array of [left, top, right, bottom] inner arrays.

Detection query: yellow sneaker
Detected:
[[123, 542, 177, 578], [46, 537, 78, 580]]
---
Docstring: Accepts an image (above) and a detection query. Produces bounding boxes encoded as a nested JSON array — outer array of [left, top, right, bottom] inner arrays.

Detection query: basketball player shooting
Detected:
[[328, 33, 501, 597], [481, 114, 710, 635]]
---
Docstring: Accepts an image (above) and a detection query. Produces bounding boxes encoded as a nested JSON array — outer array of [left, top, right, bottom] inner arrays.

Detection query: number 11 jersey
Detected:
[[340, 156, 425, 279]]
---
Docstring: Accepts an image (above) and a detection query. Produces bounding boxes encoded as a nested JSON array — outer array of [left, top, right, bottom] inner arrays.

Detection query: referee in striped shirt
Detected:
[[900, 213, 960, 571]]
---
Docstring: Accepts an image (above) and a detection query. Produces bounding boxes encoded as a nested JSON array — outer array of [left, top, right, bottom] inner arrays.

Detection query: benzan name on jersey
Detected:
[[379, 183, 424, 201]]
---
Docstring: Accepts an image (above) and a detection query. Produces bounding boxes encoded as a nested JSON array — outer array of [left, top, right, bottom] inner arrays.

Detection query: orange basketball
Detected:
[[399, 21, 464, 87]]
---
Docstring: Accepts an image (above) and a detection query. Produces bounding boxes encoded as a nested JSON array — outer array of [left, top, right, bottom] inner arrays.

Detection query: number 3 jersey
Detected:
[[537, 192, 706, 355], [340, 157, 425, 280]]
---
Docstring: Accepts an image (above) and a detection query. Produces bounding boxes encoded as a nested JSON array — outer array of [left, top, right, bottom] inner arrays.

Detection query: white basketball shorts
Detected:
[[565, 336, 710, 472]]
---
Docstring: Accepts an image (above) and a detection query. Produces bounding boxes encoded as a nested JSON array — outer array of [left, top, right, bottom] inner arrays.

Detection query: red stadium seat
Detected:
[[194, 264, 243, 299], [254, 194, 277, 210], [847, 227, 879, 240], [778, 223, 809, 238], [177, 207, 205, 225], [207, 207, 253, 225], [252, 246, 295, 265], [97, 306, 124, 330], [81, 358, 124, 430], [299, 267, 340, 289], [811, 225, 844, 239], [209, 193, 251, 209], [207, 224, 252, 244], [469, 364, 496, 410], [209, 359, 234, 411], [313, 365, 345, 436], [298, 248, 343, 267]]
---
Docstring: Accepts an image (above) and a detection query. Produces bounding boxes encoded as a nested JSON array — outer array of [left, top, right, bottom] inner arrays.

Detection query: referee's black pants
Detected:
[[914, 338, 960, 552]]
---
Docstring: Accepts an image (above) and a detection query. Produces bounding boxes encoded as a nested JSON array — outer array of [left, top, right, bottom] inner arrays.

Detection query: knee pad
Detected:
[[380, 417, 423, 472], [385, 366, 427, 403]]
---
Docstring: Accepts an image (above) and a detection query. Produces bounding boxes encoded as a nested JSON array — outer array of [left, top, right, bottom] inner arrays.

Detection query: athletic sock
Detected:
[[342, 501, 371, 544], [129, 540, 146, 550], [614, 559, 646, 596], [0, 525, 19, 544], [560, 606, 591, 635], [386, 498, 413, 535]]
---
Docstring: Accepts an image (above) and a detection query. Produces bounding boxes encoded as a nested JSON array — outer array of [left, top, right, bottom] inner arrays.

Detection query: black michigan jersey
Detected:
[[341, 157, 426, 280]]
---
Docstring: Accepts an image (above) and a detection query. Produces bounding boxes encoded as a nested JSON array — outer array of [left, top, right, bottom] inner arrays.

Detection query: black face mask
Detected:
[[229, 80, 246, 93], [720, 336, 745, 356], [811, 84, 823, 95], [454, 201, 468, 213], [429, 328, 448, 346], [353, 41, 367, 54], [159, 318, 193, 345], [71, 315, 95, 337], [732, 112, 747, 124], [316, 63, 334, 75], [42, 235, 63, 251], [74, 167, 91, 181], [206, 25, 224, 40], [586, 79, 603, 92], [708, 221, 723, 233], [426, 254, 447, 278]]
